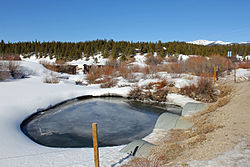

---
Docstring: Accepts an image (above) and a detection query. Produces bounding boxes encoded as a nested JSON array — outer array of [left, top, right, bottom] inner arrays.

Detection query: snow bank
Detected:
[[130, 54, 147, 67], [167, 93, 198, 107], [21, 55, 56, 64]]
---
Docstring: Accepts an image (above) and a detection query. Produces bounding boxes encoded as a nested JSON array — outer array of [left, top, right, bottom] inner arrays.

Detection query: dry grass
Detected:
[[149, 94, 231, 165], [237, 61, 250, 69], [122, 157, 162, 167], [43, 73, 60, 84]]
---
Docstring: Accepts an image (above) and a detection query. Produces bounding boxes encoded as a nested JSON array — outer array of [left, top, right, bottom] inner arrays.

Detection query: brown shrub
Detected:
[[0, 54, 21, 61], [180, 77, 216, 102], [185, 56, 210, 75], [145, 55, 164, 66], [237, 61, 250, 69], [209, 55, 233, 74], [117, 63, 130, 78], [148, 79, 168, 90], [129, 79, 169, 102], [105, 58, 119, 67], [40, 61, 57, 71], [0, 71, 10, 81], [41, 61, 77, 74], [130, 65, 141, 73], [100, 78, 117, 88], [55, 59, 66, 65], [162, 62, 184, 74], [102, 65, 116, 76], [167, 55, 178, 62], [87, 66, 102, 84], [140, 65, 161, 78]]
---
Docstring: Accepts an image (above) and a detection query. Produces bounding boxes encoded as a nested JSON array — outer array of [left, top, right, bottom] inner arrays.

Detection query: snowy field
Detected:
[[1, 55, 250, 167]]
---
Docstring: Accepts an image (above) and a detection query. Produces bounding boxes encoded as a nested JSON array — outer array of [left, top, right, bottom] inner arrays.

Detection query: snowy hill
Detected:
[[187, 40, 232, 46], [188, 40, 250, 46]]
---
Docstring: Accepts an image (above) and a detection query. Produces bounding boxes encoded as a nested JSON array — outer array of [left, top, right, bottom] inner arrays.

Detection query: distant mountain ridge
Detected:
[[188, 40, 250, 46]]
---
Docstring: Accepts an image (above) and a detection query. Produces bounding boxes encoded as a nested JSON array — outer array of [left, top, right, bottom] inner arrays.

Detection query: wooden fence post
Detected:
[[214, 66, 216, 83], [92, 123, 100, 167]]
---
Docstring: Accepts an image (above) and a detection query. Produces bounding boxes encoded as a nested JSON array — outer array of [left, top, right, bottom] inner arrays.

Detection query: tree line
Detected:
[[0, 39, 250, 61]]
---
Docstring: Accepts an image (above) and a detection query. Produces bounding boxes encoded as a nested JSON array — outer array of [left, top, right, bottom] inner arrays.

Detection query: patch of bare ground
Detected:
[[123, 80, 250, 167]]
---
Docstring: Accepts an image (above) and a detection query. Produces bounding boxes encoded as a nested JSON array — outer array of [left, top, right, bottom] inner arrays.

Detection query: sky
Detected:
[[0, 0, 250, 43]]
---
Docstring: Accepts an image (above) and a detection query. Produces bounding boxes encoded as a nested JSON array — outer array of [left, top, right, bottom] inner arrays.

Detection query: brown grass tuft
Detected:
[[43, 73, 60, 84]]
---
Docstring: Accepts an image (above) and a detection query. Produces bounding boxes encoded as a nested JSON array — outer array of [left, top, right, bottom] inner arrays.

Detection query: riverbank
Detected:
[[123, 79, 250, 167], [158, 80, 250, 166]]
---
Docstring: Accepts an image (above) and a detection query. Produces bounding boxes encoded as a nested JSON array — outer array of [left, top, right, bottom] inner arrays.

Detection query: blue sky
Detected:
[[0, 0, 250, 43]]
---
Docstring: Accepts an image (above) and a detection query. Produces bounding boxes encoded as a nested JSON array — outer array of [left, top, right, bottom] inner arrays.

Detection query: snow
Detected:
[[188, 40, 232, 46], [188, 40, 215, 46], [130, 54, 147, 67], [67, 54, 109, 68], [178, 54, 192, 61], [236, 54, 244, 61], [21, 55, 56, 64], [167, 93, 198, 107], [213, 40, 231, 45], [0, 57, 201, 167], [245, 55, 250, 61], [236, 68, 250, 80]]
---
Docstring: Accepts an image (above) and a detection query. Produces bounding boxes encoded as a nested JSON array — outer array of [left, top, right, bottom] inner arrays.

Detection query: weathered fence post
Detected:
[[214, 66, 216, 83], [92, 123, 100, 167]]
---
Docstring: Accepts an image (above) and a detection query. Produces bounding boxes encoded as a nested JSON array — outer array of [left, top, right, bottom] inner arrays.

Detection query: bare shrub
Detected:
[[55, 59, 66, 65], [130, 65, 141, 73], [209, 55, 233, 75], [184, 56, 210, 75], [43, 73, 60, 84], [41, 61, 77, 74], [0, 54, 21, 61], [105, 58, 119, 67], [180, 77, 216, 102], [100, 78, 117, 88], [140, 65, 161, 79], [129, 79, 169, 102], [117, 63, 130, 79], [102, 65, 116, 76], [162, 62, 184, 74], [0, 71, 10, 81], [87, 66, 102, 84], [166, 55, 178, 62], [40, 61, 58, 71], [117, 64, 137, 82], [145, 55, 164, 66]]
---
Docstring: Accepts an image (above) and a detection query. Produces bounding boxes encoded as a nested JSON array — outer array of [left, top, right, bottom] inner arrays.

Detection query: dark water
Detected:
[[22, 97, 181, 148]]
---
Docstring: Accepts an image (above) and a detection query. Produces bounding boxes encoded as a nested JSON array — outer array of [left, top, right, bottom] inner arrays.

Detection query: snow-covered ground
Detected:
[[0, 57, 199, 167], [0, 65, 130, 167], [1, 55, 249, 167]]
